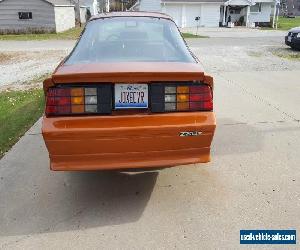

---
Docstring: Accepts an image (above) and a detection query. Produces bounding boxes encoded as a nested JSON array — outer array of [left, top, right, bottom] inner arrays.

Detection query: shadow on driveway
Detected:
[[0, 164, 158, 236]]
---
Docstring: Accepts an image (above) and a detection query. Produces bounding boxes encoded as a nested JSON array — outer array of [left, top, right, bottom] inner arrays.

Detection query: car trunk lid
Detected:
[[52, 62, 212, 86]]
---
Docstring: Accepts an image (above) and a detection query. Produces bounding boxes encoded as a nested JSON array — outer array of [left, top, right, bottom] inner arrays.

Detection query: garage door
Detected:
[[201, 4, 220, 27], [162, 4, 182, 27], [185, 4, 202, 27], [163, 3, 220, 28]]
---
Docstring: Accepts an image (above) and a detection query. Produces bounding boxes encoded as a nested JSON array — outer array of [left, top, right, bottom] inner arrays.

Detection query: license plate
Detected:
[[288, 36, 292, 42], [115, 84, 148, 109]]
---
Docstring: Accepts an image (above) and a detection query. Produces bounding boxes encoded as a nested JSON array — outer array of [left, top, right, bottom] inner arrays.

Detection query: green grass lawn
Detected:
[[182, 33, 209, 38], [0, 26, 207, 41], [0, 89, 44, 158], [272, 49, 300, 60], [0, 26, 84, 41], [277, 16, 300, 30]]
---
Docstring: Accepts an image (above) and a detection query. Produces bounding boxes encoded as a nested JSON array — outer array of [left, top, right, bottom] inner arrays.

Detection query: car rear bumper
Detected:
[[285, 36, 300, 48], [42, 112, 216, 171]]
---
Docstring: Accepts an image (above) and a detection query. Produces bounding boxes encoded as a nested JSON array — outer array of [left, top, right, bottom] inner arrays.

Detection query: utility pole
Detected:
[[273, 0, 280, 29], [272, 0, 276, 28], [74, 0, 81, 26], [275, 8, 279, 29], [106, 0, 110, 12]]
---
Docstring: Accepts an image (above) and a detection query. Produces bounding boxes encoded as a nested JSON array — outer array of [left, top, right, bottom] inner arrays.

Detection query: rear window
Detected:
[[65, 17, 196, 64]]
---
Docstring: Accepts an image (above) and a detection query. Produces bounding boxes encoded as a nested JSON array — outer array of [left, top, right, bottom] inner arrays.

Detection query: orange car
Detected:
[[42, 12, 216, 171]]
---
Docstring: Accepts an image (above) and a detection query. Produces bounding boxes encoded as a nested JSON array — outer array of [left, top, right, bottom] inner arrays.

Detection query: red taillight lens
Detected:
[[48, 88, 71, 97], [46, 96, 71, 106], [45, 105, 57, 115], [189, 85, 209, 93], [45, 105, 72, 115], [189, 94, 201, 102], [45, 87, 98, 116], [57, 105, 72, 114], [190, 101, 213, 111]]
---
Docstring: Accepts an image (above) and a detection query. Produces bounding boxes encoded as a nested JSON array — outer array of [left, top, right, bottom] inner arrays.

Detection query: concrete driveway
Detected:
[[0, 33, 300, 249]]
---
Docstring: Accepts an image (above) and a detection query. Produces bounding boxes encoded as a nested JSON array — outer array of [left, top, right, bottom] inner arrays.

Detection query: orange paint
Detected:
[[42, 12, 216, 171], [42, 112, 216, 171]]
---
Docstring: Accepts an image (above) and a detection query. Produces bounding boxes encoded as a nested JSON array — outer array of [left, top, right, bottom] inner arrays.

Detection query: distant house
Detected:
[[132, 0, 275, 27], [281, 0, 300, 16], [72, 0, 98, 24], [0, 0, 75, 34], [80, 0, 98, 15], [221, 0, 275, 27]]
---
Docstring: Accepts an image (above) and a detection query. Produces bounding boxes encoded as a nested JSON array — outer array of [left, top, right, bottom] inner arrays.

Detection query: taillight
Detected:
[[151, 83, 213, 113], [45, 85, 112, 116]]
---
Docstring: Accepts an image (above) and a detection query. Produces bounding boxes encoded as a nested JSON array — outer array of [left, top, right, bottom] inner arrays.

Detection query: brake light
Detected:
[[151, 83, 213, 113], [45, 85, 112, 116]]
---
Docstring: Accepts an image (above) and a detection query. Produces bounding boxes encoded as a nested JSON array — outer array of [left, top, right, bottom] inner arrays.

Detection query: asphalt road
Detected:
[[0, 33, 300, 249]]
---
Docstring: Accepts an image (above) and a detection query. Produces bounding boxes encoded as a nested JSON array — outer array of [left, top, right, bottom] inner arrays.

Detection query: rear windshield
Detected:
[[65, 17, 196, 64]]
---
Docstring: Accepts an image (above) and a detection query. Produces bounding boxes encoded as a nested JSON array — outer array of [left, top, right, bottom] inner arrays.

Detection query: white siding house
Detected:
[[53, 4, 75, 32], [139, 0, 161, 11], [72, 0, 97, 24], [0, 0, 75, 34], [161, 0, 224, 27], [79, 0, 98, 15], [222, 0, 274, 26], [249, 0, 273, 23], [133, 0, 274, 27]]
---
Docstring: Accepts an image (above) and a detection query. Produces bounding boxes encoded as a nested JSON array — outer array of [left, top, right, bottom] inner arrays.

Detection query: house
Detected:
[[71, 0, 98, 25], [222, 0, 274, 27], [161, 0, 224, 27], [132, 0, 275, 27], [281, 0, 300, 16], [80, 0, 98, 15], [0, 0, 76, 34]]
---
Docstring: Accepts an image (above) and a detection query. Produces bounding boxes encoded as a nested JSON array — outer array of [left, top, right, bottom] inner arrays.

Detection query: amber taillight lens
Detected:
[[150, 83, 213, 113], [45, 85, 112, 116]]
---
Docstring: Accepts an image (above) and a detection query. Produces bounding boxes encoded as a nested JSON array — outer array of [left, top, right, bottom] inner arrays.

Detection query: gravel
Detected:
[[0, 35, 299, 91], [0, 50, 68, 91], [189, 39, 300, 74]]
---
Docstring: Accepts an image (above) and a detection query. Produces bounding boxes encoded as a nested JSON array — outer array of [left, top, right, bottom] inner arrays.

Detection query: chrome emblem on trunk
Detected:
[[179, 131, 202, 137]]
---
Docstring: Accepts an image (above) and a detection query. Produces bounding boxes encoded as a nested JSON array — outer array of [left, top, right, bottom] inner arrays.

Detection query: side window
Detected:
[[250, 3, 262, 13], [18, 12, 33, 20]]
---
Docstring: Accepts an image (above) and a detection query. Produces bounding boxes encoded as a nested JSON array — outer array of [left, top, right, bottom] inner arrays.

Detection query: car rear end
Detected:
[[41, 13, 216, 171], [42, 64, 216, 171]]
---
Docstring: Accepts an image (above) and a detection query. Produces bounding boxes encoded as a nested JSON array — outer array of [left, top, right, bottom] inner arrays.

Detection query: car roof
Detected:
[[90, 11, 173, 22], [289, 27, 300, 33]]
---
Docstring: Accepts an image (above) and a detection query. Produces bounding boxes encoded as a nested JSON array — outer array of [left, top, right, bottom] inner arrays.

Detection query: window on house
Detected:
[[18, 12, 33, 20], [250, 3, 262, 13], [230, 9, 241, 14]]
